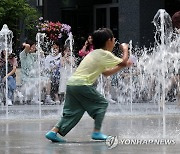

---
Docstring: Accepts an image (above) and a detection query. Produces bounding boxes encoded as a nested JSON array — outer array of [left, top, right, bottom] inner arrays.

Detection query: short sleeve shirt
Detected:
[[0, 57, 18, 78], [67, 49, 122, 85]]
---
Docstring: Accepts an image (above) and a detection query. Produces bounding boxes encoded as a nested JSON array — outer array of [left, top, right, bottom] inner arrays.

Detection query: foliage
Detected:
[[0, 0, 40, 46]]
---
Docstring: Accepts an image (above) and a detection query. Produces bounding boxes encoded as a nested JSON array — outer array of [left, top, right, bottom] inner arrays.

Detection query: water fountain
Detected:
[[64, 32, 74, 73], [0, 9, 180, 142], [0, 24, 13, 119], [107, 9, 180, 114], [36, 32, 46, 118], [98, 9, 180, 140]]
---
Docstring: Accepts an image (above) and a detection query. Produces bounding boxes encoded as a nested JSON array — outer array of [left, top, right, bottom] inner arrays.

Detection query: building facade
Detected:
[[41, 0, 180, 47]]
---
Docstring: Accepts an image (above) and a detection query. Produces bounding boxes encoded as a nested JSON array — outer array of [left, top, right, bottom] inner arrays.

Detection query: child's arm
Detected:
[[3, 65, 16, 81], [102, 43, 131, 76], [22, 43, 31, 53], [118, 43, 129, 66], [102, 60, 132, 76]]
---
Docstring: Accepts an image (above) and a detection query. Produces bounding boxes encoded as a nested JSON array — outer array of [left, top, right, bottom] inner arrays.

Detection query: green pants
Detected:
[[55, 85, 108, 136]]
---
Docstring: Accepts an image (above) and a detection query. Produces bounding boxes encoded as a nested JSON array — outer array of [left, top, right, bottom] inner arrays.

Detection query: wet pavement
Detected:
[[0, 114, 180, 154]]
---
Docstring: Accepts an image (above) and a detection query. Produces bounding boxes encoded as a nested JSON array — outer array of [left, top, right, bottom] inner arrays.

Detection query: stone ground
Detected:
[[0, 113, 180, 154]]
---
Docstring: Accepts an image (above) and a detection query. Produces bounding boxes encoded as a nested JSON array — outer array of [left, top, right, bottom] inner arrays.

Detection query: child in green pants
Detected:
[[45, 28, 132, 142]]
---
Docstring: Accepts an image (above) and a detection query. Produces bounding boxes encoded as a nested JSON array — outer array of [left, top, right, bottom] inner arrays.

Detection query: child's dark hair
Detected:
[[172, 11, 180, 29], [52, 40, 62, 53], [53, 40, 60, 47], [92, 28, 114, 49], [8, 53, 16, 59], [26, 40, 35, 47], [0, 50, 16, 59], [62, 44, 69, 57]]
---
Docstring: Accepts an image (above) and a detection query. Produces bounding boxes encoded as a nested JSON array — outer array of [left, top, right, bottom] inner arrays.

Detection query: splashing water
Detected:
[[0, 24, 13, 53], [94, 9, 180, 139], [36, 32, 46, 118], [0, 10, 180, 122], [0, 9, 180, 140], [64, 32, 74, 73], [107, 9, 180, 112], [0, 24, 13, 118]]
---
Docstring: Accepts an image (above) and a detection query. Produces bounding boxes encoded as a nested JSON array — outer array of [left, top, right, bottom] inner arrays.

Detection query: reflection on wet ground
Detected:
[[1, 102, 180, 119], [0, 114, 180, 154]]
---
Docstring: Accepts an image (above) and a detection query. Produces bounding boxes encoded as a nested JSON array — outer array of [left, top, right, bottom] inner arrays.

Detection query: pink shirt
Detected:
[[78, 44, 94, 57]]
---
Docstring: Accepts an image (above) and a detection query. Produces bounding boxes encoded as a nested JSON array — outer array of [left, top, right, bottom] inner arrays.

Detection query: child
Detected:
[[45, 28, 132, 142], [20, 40, 40, 82], [58, 45, 76, 103], [0, 50, 17, 106], [20, 40, 44, 104], [44, 41, 62, 104]]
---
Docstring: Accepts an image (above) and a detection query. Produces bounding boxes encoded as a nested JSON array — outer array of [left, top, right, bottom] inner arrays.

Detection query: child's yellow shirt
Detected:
[[67, 49, 122, 85]]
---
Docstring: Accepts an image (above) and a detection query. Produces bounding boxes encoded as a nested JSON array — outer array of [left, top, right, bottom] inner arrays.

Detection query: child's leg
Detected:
[[7, 76, 16, 91], [54, 93, 59, 102], [84, 92, 108, 131], [46, 86, 85, 142], [59, 93, 65, 104], [72, 85, 108, 139], [45, 78, 56, 104], [46, 85, 108, 142], [45, 79, 51, 96], [54, 86, 85, 136], [80, 86, 108, 140], [7, 76, 16, 101]]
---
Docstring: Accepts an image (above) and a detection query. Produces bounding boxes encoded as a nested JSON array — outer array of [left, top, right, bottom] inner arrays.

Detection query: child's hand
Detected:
[[126, 59, 133, 67], [2, 76, 7, 82], [23, 43, 31, 52], [120, 43, 128, 52], [119, 43, 129, 64], [22, 43, 30, 48], [64, 52, 69, 58]]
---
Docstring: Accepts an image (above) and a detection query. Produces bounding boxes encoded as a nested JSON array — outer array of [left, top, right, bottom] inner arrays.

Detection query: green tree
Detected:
[[0, 0, 40, 47]]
